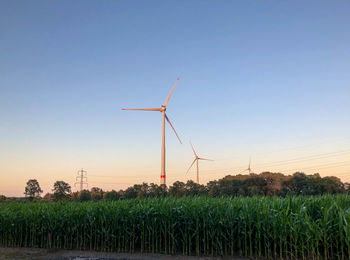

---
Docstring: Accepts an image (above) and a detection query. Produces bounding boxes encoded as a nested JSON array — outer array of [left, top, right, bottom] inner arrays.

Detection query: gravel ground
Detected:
[[0, 248, 250, 260]]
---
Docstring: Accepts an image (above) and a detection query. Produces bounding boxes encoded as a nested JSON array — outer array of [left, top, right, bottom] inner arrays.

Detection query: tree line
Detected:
[[0, 171, 349, 202]]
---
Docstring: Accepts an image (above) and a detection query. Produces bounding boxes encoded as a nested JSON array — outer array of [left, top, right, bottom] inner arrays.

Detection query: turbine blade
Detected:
[[237, 169, 248, 174], [199, 158, 214, 161], [164, 77, 179, 106], [165, 113, 182, 144], [121, 108, 161, 111], [186, 158, 197, 174], [190, 142, 198, 157]]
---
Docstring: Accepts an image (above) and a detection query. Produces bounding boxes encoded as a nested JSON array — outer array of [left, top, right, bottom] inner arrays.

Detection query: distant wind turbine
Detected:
[[186, 142, 213, 184], [122, 78, 182, 185], [239, 156, 252, 174]]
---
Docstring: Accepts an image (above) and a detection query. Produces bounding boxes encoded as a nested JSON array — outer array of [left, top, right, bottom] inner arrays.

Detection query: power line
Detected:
[[286, 162, 350, 173], [254, 149, 350, 168], [214, 139, 350, 162], [89, 181, 136, 185], [74, 148, 350, 185], [89, 175, 130, 178], [191, 149, 350, 175], [333, 172, 350, 176], [254, 138, 350, 157]]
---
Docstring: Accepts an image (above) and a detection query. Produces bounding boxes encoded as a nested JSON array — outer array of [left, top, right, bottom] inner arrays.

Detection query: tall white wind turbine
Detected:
[[186, 142, 213, 184], [122, 78, 182, 185]]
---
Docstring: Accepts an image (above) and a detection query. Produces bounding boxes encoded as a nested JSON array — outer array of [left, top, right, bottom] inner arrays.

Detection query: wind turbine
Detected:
[[122, 78, 182, 185], [186, 142, 213, 184], [239, 156, 252, 174], [247, 156, 252, 174]]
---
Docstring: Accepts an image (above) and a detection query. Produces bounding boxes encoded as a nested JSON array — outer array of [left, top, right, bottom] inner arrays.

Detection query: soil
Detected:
[[0, 248, 249, 260]]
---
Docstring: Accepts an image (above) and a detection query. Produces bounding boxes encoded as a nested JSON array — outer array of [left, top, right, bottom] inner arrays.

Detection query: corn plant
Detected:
[[0, 195, 350, 259]]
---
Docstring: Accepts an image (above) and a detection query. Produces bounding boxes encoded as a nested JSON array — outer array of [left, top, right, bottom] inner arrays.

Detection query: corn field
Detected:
[[0, 195, 350, 259]]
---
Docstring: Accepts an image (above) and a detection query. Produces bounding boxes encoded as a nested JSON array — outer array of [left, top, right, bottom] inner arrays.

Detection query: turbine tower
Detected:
[[247, 156, 252, 174], [122, 78, 182, 185], [186, 142, 213, 184]]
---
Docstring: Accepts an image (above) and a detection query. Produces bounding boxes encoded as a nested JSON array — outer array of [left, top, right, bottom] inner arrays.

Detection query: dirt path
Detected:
[[0, 248, 250, 260]]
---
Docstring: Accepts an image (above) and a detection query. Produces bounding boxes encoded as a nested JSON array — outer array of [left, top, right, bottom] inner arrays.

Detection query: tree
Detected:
[[103, 190, 120, 201], [24, 179, 43, 199], [207, 180, 220, 197], [168, 181, 186, 197], [91, 187, 104, 200], [260, 172, 285, 196], [91, 187, 103, 193], [219, 179, 242, 196], [344, 182, 350, 194], [52, 181, 71, 201], [149, 183, 167, 197], [243, 177, 267, 196], [78, 190, 91, 201], [43, 193, 53, 201], [137, 183, 149, 198], [71, 191, 80, 201], [318, 176, 344, 194], [184, 180, 207, 196], [281, 172, 313, 195], [123, 185, 139, 199], [0, 195, 6, 202]]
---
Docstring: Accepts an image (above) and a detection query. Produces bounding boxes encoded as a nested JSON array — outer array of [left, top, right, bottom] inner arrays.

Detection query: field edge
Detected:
[[0, 247, 250, 260]]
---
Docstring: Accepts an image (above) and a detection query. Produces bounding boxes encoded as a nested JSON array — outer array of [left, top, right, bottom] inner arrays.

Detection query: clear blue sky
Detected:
[[1, 1, 350, 196]]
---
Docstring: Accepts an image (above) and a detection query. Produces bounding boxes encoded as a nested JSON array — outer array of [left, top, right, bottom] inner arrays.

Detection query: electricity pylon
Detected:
[[75, 168, 88, 191]]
